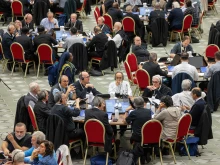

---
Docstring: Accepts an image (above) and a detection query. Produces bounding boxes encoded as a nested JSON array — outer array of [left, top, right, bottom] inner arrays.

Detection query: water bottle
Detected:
[[114, 100, 119, 120], [118, 100, 122, 112], [151, 104, 155, 114], [88, 92, 93, 103], [146, 102, 151, 109]]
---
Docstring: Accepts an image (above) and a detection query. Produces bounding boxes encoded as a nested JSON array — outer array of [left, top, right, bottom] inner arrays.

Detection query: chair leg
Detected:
[[11, 62, 15, 75], [159, 147, 163, 165], [152, 147, 155, 162], [37, 64, 40, 78], [170, 31, 173, 41], [105, 152, 109, 165], [178, 32, 182, 41], [24, 63, 29, 77], [138, 157, 141, 165], [83, 147, 88, 165], [2, 60, 7, 73], [183, 140, 191, 160], [133, 86, 138, 96], [80, 140, 84, 159], [168, 143, 176, 164], [33, 62, 36, 74]]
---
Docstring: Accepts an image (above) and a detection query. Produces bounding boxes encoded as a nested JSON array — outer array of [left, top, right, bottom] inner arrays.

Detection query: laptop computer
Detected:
[[139, 7, 146, 15], [55, 31, 71, 41], [167, 65, 175, 72], [200, 66, 207, 73], [189, 56, 205, 69], [79, 110, 85, 117], [105, 99, 130, 114]]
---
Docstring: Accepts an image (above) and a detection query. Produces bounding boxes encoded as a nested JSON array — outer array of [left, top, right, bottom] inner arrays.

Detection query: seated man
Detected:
[[74, 72, 101, 99], [172, 53, 198, 81], [61, 27, 84, 51], [5, 149, 25, 165], [107, 2, 123, 24], [22, 13, 35, 31], [14, 20, 22, 36], [40, 11, 59, 31], [124, 0, 142, 8], [24, 82, 40, 108], [86, 26, 108, 59], [65, 13, 83, 33], [170, 36, 193, 58], [182, 87, 206, 128], [184, 0, 199, 27], [97, 16, 111, 34], [1, 123, 32, 156], [48, 75, 76, 108], [124, 97, 151, 164], [204, 51, 220, 78], [142, 53, 167, 82], [51, 92, 84, 139], [107, 22, 125, 49], [132, 36, 149, 63], [85, 96, 113, 153], [108, 71, 132, 97], [142, 75, 172, 99], [33, 90, 51, 134]]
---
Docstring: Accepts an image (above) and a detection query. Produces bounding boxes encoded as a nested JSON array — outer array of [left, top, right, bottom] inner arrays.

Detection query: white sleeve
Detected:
[[172, 94, 180, 107], [108, 82, 115, 94], [193, 67, 199, 81], [126, 82, 132, 96]]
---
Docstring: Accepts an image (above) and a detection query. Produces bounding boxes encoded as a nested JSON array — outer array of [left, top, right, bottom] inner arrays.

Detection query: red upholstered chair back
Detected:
[[94, 6, 100, 17], [103, 14, 113, 31], [27, 105, 39, 131], [205, 44, 219, 58], [135, 69, 150, 90], [122, 17, 136, 33], [126, 53, 138, 72], [84, 119, 105, 145], [176, 114, 192, 141], [94, 10, 99, 24], [124, 61, 133, 82], [11, 1, 23, 16], [10, 42, 25, 62], [141, 120, 163, 145], [37, 44, 53, 64], [77, 0, 87, 11], [182, 15, 193, 31]]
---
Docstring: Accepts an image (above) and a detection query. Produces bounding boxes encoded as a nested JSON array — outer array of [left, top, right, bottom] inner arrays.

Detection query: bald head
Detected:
[[8, 24, 16, 34], [79, 71, 90, 84], [70, 13, 77, 23], [134, 36, 141, 46], [94, 26, 101, 34], [126, 5, 132, 12], [60, 75, 69, 88], [113, 22, 122, 32], [97, 17, 104, 26]]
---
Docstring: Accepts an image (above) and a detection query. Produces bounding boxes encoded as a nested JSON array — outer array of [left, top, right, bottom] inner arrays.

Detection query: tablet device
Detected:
[[79, 110, 85, 117], [105, 99, 130, 113], [167, 65, 174, 72], [200, 66, 207, 73]]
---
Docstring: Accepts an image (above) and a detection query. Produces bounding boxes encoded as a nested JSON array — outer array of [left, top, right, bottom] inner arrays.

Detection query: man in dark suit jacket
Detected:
[[97, 17, 111, 34], [183, 87, 206, 128], [33, 90, 51, 134], [107, 2, 123, 24], [21, 14, 35, 31], [24, 82, 40, 108], [65, 13, 83, 33], [142, 53, 167, 81], [15, 27, 35, 61], [85, 96, 113, 153], [74, 71, 101, 99], [86, 26, 108, 58], [124, 5, 145, 41]]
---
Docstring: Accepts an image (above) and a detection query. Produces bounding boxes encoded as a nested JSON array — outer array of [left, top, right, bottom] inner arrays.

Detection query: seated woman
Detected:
[[58, 52, 76, 85], [154, 96, 182, 140], [32, 140, 57, 165]]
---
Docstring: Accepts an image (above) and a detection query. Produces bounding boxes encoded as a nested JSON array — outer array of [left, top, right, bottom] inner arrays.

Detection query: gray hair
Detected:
[[149, 53, 157, 62], [29, 82, 39, 92], [152, 75, 162, 84], [92, 96, 105, 107], [54, 92, 63, 103], [181, 79, 192, 91], [37, 90, 47, 101], [32, 131, 45, 142], [133, 97, 145, 108], [12, 149, 25, 162], [173, 2, 180, 8]]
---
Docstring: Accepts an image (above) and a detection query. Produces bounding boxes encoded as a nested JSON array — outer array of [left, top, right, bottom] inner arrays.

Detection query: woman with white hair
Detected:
[[4, 149, 25, 165], [167, 1, 184, 31], [142, 75, 172, 99]]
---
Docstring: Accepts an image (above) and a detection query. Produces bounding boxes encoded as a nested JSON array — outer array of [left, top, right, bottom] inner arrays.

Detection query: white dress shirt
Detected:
[[108, 34, 122, 48], [108, 81, 132, 96]]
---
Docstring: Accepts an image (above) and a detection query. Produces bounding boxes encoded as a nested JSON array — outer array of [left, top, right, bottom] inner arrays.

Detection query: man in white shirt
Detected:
[[172, 53, 199, 81], [108, 71, 132, 97], [40, 12, 59, 31], [106, 22, 124, 48]]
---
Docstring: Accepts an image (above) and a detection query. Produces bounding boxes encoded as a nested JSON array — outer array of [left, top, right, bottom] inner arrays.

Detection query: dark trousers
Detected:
[[112, 125, 127, 136], [67, 128, 85, 140]]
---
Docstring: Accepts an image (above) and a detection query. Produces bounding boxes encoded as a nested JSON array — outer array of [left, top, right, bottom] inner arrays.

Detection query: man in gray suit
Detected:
[[61, 27, 84, 51]]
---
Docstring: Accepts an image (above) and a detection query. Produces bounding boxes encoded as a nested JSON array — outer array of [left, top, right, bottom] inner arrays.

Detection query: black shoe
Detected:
[[115, 139, 120, 152], [146, 153, 151, 164], [7, 63, 12, 71]]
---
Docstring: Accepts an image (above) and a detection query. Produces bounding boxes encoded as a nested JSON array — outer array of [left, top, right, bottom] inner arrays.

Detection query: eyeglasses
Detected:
[[116, 77, 122, 79], [152, 81, 159, 83]]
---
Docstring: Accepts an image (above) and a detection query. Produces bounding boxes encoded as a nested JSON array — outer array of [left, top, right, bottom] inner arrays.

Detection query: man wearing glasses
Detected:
[[74, 71, 101, 99]]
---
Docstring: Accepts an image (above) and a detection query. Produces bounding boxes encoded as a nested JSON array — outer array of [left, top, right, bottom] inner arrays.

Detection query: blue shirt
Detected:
[[40, 18, 59, 31], [204, 61, 220, 78], [33, 155, 57, 165]]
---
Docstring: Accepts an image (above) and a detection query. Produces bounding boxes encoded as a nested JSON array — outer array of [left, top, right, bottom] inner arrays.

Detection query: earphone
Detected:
[[79, 72, 84, 80], [114, 71, 124, 80]]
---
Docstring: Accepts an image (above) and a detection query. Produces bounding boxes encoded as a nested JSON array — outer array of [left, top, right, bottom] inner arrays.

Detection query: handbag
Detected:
[[90, 154, 113, 165], [116, 151, 135, 165]]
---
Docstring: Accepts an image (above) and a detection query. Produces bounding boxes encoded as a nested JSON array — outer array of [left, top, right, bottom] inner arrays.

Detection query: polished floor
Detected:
[[0, 2, 220, 164]]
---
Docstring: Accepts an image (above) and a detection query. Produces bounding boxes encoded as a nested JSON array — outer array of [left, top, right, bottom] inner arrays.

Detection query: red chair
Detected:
[[139, 120, 163, 165], [0, 43, 13, 73], [103, 14, 113, 31], [179, 0, 184, 6], [11, 0, 24, 22], [122, 17, 136, 35], [69, 139, 84, 159], [124, 61, 137, 86], [27, 105, 39, 131], [94, 10, 99, 24], [37, 44, 54, 77], [10, 42, 35, 77], [135, 69, 150, 96], [164, 114, 192, 164], [77, 0, 87, 18], [170, 14, 193, 42], [126, 53, 138, 72], [204, 44, 219, 60], [208, 0, 218, 15], [94, 6, 100, 17], [83, 119, 116, 165]]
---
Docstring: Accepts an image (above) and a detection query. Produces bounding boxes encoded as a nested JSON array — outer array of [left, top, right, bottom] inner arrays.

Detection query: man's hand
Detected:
[[31, 149, 39, 160], [106, 34, 111, 37], [7, 134, 14, 143], [116, 81, 121, 86], [3, 148, 10, 156], [4, 161, 13, 165], [67, 84, 75, 93], [170, 54, 175, 58], [147, 86, 156, 91], [85, 84, 94, 88]]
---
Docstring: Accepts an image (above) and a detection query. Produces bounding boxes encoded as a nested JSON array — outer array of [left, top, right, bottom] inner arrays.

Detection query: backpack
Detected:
[[90, 154, 114, 165], [116, 150, 135, 165], [179, 137, 201, 156], [48, 61, 59, 87]]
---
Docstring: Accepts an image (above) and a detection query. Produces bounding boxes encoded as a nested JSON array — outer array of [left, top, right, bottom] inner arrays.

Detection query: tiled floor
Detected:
[[0, 2, 220, 164]]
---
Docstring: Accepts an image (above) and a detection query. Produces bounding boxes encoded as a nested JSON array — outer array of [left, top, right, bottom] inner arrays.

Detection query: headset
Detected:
[[114, 71, 124, 80], [79, 72, 84, 80]]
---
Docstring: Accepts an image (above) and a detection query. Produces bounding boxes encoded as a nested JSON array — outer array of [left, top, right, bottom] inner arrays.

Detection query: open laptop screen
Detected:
[[189, 56, 204, 69]]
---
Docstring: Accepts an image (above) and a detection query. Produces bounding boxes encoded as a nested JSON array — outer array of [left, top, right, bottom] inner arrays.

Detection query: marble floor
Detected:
[[0, 1, 220, 164]]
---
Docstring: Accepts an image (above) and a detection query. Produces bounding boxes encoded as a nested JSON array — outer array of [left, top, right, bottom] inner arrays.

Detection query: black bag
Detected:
[[116, 151, 135, 165], [191, 36, 200, 43]]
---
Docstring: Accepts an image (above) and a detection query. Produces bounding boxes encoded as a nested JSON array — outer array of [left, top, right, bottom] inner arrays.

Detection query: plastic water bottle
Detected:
[[88, 92, 93, 103], [114, 100, 119, 120], [118, 100, 122, 112], [151, 104, 155, 114], [146, 102, 151, 109]]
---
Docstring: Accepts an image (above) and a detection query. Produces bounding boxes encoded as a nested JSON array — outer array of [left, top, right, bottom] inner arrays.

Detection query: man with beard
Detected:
[[1, 123, 32, 156]]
